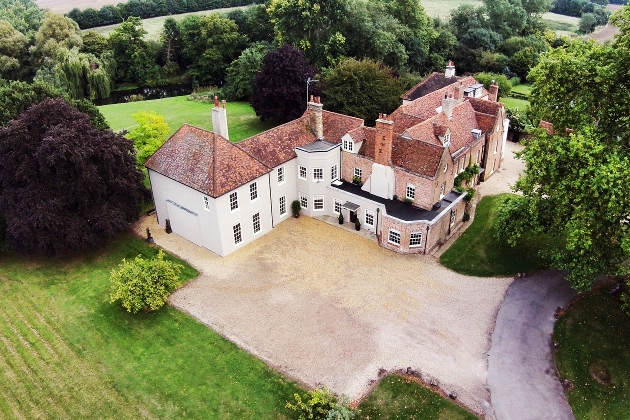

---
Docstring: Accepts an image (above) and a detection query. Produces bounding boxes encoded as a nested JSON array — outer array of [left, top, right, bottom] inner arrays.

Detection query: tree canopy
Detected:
[[0, 0, 44, 37], [322, 58, 405, 125], [251, 44, 319, 123], [0, 98, 146, 255], [127, 111, 170, 165], [223, 42, 273, 101], [497, 7, 630, 290]]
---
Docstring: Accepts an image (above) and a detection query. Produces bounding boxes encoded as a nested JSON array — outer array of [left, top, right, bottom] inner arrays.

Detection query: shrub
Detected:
[[403, 198, 413, 205], [292, 200, 301, 216], [338, 212, 344, 224], [110, 250, 184, 313], [286, 387, 354, 420], [463, 212, 471, 222]]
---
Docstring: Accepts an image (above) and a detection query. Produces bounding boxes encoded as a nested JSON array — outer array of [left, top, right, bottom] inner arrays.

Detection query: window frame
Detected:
[[313, 167, 323, 182], [406, 184, 415, 200], [388, 229, 401, 246], [277, 165, 285, 184], [313, 195, 324, 211], [233, 223, 242, 245], [203, 195, 211, 211], [252, 213, 261, 234], [333, 198, 342, 214], [298, 165, 307, 180], [443, 163, 448, 173], [331, 164, 338, 181], [299, 192, 308, 210], [249, 182, 258, 201], [365, 209, 375, 227], [229, 191, 239, 212], [410, 232, 423, 247], [354, 167, 362, 179], [343, 139, 354, 152], [279, 196, 287, 215]]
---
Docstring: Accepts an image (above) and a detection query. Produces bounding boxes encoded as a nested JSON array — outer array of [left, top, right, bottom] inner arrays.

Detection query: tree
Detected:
[[473, 72, 512, 99], [0, 79, 108, 128], [223, 42, 272, 101], [159, 17, 182, 73], [109, 250, 184, 314], [251, 44, 319, 123], [30, 12, 83, 66], [0, 0, 44, 37], [578, 12, 598, 33], [497, 8, 630, 290], [322, 58, 405, 125], [0, 98, 147, 255], [267, 0, 347, 68], [127, 111, 170, 165], [0, 20, 28, 80], [179, 13, 246, 85], [108, 16, 153, 84]]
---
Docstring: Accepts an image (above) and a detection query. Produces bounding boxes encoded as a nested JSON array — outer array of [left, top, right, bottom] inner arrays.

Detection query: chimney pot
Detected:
[[310, 94, 314, 102], [214, 95, 219, 107]]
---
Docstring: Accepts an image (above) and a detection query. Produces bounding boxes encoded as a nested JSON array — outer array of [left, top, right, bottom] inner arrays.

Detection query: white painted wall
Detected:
[[149, 170, 272, 257], [295, 145, 341, 218], [269, 160, 298, 225], [326, 186, 383, 234]]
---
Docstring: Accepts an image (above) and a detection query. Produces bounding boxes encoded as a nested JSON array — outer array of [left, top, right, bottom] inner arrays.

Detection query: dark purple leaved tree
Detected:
[[0, 98, 148, 255], [250, 44, 321, 123]]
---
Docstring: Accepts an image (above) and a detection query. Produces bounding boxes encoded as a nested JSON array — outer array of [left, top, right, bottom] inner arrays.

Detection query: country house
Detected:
[[145, 65, 509, 256]]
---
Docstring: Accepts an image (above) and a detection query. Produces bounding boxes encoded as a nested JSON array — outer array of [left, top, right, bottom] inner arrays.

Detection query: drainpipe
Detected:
[[376, 207, 380, 242], [424, 224, 430, 254], [268, 173, 274, 228]]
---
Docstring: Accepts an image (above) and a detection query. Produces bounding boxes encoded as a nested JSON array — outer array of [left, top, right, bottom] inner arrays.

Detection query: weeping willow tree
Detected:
[[55, 47, 114, 100]]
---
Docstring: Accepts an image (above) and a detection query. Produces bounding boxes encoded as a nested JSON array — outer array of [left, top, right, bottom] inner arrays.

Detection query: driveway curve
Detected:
[[488, 270, 576, 420]]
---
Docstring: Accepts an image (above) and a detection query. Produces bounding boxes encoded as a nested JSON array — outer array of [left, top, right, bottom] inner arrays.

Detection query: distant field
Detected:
[[421, 0, 481, 20], [36, 0, 120, 13], [99, 95, 275, 141], [84, 7, 243, 41]]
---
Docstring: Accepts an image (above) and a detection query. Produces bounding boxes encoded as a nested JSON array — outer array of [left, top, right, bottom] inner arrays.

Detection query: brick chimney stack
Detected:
[[489, 80, 499, 102], [212, 95, 229, 140], [375, 113, 394, 166], [454, 80, 464, 102], [308, 95, 324, 140]]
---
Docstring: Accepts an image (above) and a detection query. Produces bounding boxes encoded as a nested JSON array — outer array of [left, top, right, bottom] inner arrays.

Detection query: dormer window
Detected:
[[343, 138, 354, 152], [444, 132, 451, 144]]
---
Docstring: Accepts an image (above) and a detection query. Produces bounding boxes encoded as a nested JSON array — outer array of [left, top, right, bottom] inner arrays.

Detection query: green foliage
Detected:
[[473, 72, 511, 98], [505, 107, 532, 132], [108, 17, 153, 84], [578, 12, 598, 33], [286, 387, 354, 420], [0, 19, 28, 80], [179, 13, 247, 86], [110, 249, 184, 313], [496, 128, 630, 290], [291, 199, 301, 216], [453, 163, 480, 188], [322, 58, 405, 125], [127, 111, 170, 165], [441, 194, 559, 276], [554, 286, 630, 418], [356, 375, 478, 419], [267, 0, 348, 68], [31, 12, 83, 65], [224, 42, 272, 101], [0, 0, 44, 36]]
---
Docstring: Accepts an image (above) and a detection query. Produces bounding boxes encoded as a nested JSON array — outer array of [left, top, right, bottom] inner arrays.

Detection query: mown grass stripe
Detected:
[[0, 349, 29, 420]]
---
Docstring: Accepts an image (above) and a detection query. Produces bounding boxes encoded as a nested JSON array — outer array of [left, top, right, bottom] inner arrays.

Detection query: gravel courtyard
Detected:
[[136, 141, 524, 417]]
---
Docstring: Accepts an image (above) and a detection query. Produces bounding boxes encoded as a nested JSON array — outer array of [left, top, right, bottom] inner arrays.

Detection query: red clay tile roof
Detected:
[[238, 110, 363, 168], [468, 97, 503, 116], [357, 128, 444, 178], [392, 138, 445, 178], [145, 124, 270, 198], [401, 72, 462, 101], [391, 76, 484, 132], [476, 113, 496, 132]]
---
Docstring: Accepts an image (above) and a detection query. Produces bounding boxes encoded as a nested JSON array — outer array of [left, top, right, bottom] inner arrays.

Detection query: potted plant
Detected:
[[354, 218, 361, 231], [291, 200, 301, 218], [338, 212, 344, 224]]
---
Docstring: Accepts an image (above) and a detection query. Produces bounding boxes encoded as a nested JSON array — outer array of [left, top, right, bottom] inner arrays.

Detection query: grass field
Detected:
[[440, 194, 561, 277], [510, 84, 532, 96], [554, 285, 630, 419], [0, 234, 304, 419], [99, 96, 275, 141], [356, 375, 479, 419], [500, 96, 530, 110]]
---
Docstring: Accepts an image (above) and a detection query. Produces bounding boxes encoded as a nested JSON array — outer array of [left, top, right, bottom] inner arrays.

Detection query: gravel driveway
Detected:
[[135, 141, 525, 417]]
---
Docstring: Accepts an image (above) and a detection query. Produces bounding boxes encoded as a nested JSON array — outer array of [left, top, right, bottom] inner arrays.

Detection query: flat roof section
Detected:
[[330, 181, 465, 222]]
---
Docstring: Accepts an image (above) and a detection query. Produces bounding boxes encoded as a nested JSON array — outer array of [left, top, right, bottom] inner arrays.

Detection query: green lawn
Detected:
[[500, 96, 530, 110], [99, 96, 275, 141], [356, 375, 479, 419], [440, 194, 561, 277], [554, 285, 630, 419], [0, 235, 303, 419], [0, 235, 479, 419], [510, 84, 532, 96]]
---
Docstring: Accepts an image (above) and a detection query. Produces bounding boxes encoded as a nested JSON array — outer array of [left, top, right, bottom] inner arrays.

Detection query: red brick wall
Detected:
[[393, 169, 436, 210], [341, 151, 373, 183]]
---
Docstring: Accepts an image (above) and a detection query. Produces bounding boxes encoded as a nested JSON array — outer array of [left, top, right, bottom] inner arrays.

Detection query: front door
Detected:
[[349, 210, 357, 223]]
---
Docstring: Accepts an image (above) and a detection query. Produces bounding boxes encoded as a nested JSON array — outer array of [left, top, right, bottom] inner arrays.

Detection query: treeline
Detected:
[[67, 0, 264, 29]]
